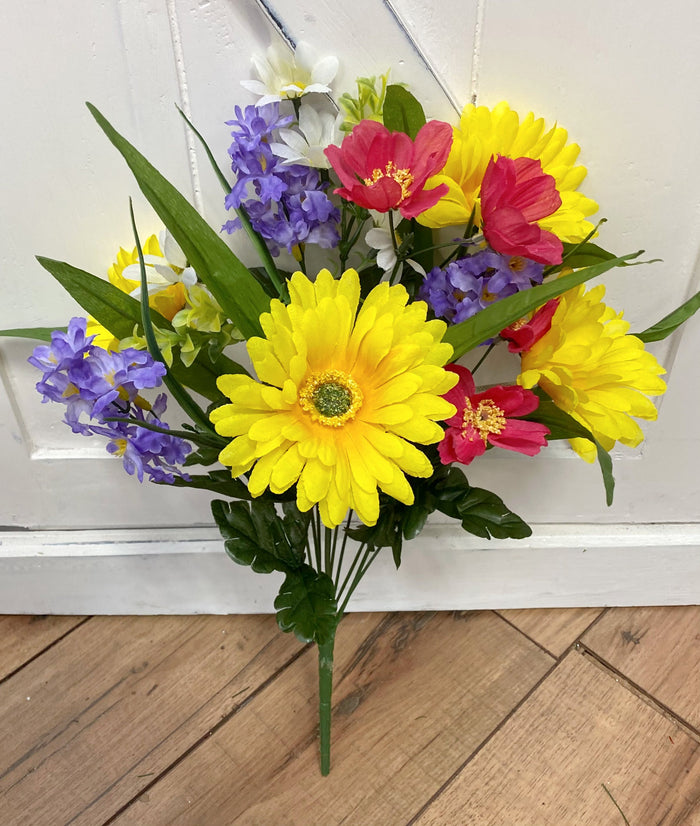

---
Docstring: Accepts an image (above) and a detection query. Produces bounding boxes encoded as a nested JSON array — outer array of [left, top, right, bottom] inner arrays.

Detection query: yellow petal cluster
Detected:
[[417, 101, 598, 242], [211, 269, 458, 528], [518, 284, 667, 461]]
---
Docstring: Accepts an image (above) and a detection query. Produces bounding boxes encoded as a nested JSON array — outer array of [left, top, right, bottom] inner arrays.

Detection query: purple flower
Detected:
[[419, 249, 544, 325], [30, 318, 191, 482], [223, 104, 340, 255], [96, 397, 191, 483]]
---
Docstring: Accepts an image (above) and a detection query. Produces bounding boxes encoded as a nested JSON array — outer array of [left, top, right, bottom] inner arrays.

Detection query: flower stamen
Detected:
[[463, 398, 506, 443], [364, 161, 414, 204]]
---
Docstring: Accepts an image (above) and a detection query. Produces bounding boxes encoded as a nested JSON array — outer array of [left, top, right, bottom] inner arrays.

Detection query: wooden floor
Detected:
[[2, 607, 700, 824]]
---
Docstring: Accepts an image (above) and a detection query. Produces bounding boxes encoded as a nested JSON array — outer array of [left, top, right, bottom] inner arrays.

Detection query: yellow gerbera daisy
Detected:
[[417, 101, 598, 242], [86, 234, 188, 350], [518, 284, 667, 461], [210, 268, 458, 528]]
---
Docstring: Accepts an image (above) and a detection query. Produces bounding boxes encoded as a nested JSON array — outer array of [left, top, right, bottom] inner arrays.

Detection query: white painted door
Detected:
[[1, 1, 700, 609]]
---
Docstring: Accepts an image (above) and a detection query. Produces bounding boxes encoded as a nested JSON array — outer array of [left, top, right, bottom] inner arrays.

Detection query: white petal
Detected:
[[240, 79, 269, 95], [180, 267, 198, 287], [153, 264, 180, 284], [376, 247, 397, 272], [293, 41, 317, 74], [406, 258, 427, 277], [298, 103, 322, 143], [160, 230, 188, 269], [311, 55, 339, 87], [365, 228, 392, 251]]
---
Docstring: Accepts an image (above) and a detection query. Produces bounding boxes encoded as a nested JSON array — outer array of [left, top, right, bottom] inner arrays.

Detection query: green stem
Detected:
[[317, 627, 336, 776], [470, 341, 497, 376], [338, 546, 379, 615], [324, 526, 333, 576], [333, 511, 353, 590]]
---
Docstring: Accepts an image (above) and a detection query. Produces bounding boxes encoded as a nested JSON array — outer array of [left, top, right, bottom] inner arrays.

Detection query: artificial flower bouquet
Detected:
[[6, 41, 699, 774]]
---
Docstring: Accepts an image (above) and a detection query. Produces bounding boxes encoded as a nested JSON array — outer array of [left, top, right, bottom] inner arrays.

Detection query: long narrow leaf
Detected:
[[0, 327, 61, 342], [86, 102, 271, 339], [635, 288, 700, 342], [444, 251, 644, 359], [35, 255, 247, 400]]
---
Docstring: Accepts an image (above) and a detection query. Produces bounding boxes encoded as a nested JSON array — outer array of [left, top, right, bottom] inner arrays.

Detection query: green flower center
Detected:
[[313, 382, 353, 417], [299, 369, 363, 427]]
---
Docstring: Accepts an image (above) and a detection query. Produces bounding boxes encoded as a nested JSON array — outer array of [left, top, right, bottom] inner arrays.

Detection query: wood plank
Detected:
[[0, 615, 84, 681], [497, 607, 604, 657], [111, 611, 554, 825], [0, 614, 301, 826], [414, 651, 700, 825], [582, 605, 700, 729]]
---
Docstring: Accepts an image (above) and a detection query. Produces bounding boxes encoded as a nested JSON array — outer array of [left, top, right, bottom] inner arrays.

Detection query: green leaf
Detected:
[[382, 85, 426, 139], [635, 288, 700, 342], [431, 466, 531, 539], [86, 102, 271, 339], [596, 441, 616, 507], [528, 393, 615, 505], [0, 327, 60, 342], [211, 498, 308, 574], [35, 255, 246, 401], [274, 565, 338, 644], [559, 241, 617, 269], [441, 485, 532, 540], [444, 251, 644, 360], [168, 470, 251, 498]]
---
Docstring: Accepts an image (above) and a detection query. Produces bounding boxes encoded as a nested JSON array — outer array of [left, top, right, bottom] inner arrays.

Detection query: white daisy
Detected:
[[241, 41, 339, 106], [270, 102, 343, 168]]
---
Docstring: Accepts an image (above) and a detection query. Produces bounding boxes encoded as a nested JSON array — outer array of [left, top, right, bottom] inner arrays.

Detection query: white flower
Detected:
[[365, 219, 427, 276], [124, 230, 197, 300], [270, 102, 343, 168], [241, 41, 339, 106]]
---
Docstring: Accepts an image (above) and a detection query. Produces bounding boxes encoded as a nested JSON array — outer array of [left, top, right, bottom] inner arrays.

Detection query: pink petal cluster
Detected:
[[324, 120, 453, 219], [480, 156, 563, 265], [439, 364, 549, 465]]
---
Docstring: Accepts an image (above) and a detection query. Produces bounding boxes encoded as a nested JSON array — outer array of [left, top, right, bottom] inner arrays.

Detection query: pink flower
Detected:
[[480, 156, 563, 265], [324, 120, 453, 219], [439, 364, 549, 465], [500, 299, 560, 353]]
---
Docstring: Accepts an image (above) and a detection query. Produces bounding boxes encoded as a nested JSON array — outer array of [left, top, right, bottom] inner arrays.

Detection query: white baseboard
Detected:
[[1, 523, 699, 614]]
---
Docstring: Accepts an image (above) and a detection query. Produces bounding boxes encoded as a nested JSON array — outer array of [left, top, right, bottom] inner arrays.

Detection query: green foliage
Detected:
[[432, 467, 532, 539], [87, 103, 272, 339], [382, 85, 426, 139], [274, 565, 338, 644], [0, 327, 60, 342], [528, 394, 615, 505], [635, 288, 700, 342], [444, 251, 644, 359], [338, 73, 390, 131], [211, 498, 310, 574]]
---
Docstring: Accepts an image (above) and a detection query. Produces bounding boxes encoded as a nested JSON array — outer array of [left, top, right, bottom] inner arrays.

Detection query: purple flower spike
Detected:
[[29, 320, 190, 484], [223, 104, 340, 255]]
